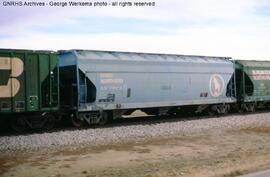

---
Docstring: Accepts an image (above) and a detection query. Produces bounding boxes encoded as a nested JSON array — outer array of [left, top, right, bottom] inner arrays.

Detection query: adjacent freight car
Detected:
[[59, 50, 236, 126], [0, 49, 59, 131], [235, 60, 270, 112]]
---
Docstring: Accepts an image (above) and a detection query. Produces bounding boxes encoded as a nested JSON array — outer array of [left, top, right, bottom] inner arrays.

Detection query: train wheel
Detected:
[[238, 107, 244, 113], [71, 114, 85, 127], [43, 114, 56, 130], [207, 107, 215, 116], [98, 112, 109, 125], [10, 117, 27, 132], [248, 103, 256, 112], [221, 105, 230, 114], [241, 103, 256, 112]]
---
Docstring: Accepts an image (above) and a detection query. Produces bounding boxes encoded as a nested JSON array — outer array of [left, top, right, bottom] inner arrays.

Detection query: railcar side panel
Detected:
[[0, 49, 59, 114], [236, 60, 270, 102], [59, 50, 236, 113]]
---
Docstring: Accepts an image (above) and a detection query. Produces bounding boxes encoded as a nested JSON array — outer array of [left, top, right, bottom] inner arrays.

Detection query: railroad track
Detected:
[[1, 109, 269, 137]]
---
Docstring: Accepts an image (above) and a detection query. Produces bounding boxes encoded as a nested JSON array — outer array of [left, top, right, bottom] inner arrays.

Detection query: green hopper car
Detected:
[[0, 49, 59, 131], [235, 60, 270, 111]]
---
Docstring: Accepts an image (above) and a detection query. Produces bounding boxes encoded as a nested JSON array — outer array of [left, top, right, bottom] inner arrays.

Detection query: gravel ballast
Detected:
[[1, 112, 270, 152]]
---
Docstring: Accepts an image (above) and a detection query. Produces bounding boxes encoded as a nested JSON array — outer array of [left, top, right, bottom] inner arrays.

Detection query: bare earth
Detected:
[[2, 119, 270, 177]]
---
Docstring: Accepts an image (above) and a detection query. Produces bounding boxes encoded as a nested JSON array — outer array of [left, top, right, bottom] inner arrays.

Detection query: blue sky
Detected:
[[0, 0, 270, 60]]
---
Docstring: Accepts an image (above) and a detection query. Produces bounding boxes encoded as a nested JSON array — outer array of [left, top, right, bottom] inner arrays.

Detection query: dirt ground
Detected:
[[2, 126, 270, 177]]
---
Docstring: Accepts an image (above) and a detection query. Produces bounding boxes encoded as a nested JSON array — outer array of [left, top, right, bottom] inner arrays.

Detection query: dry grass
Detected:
[[222, 170, 243, 177], [241, 126, 270, 134]]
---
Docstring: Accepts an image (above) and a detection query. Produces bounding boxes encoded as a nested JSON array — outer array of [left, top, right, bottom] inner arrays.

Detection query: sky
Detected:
[[0, 0, 270, 60]]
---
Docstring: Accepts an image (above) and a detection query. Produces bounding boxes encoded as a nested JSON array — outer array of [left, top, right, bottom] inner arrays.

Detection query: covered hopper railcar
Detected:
[[235, 60, 270, 111], [59, 50, 237, 126], [0, 49, 59, 131]]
